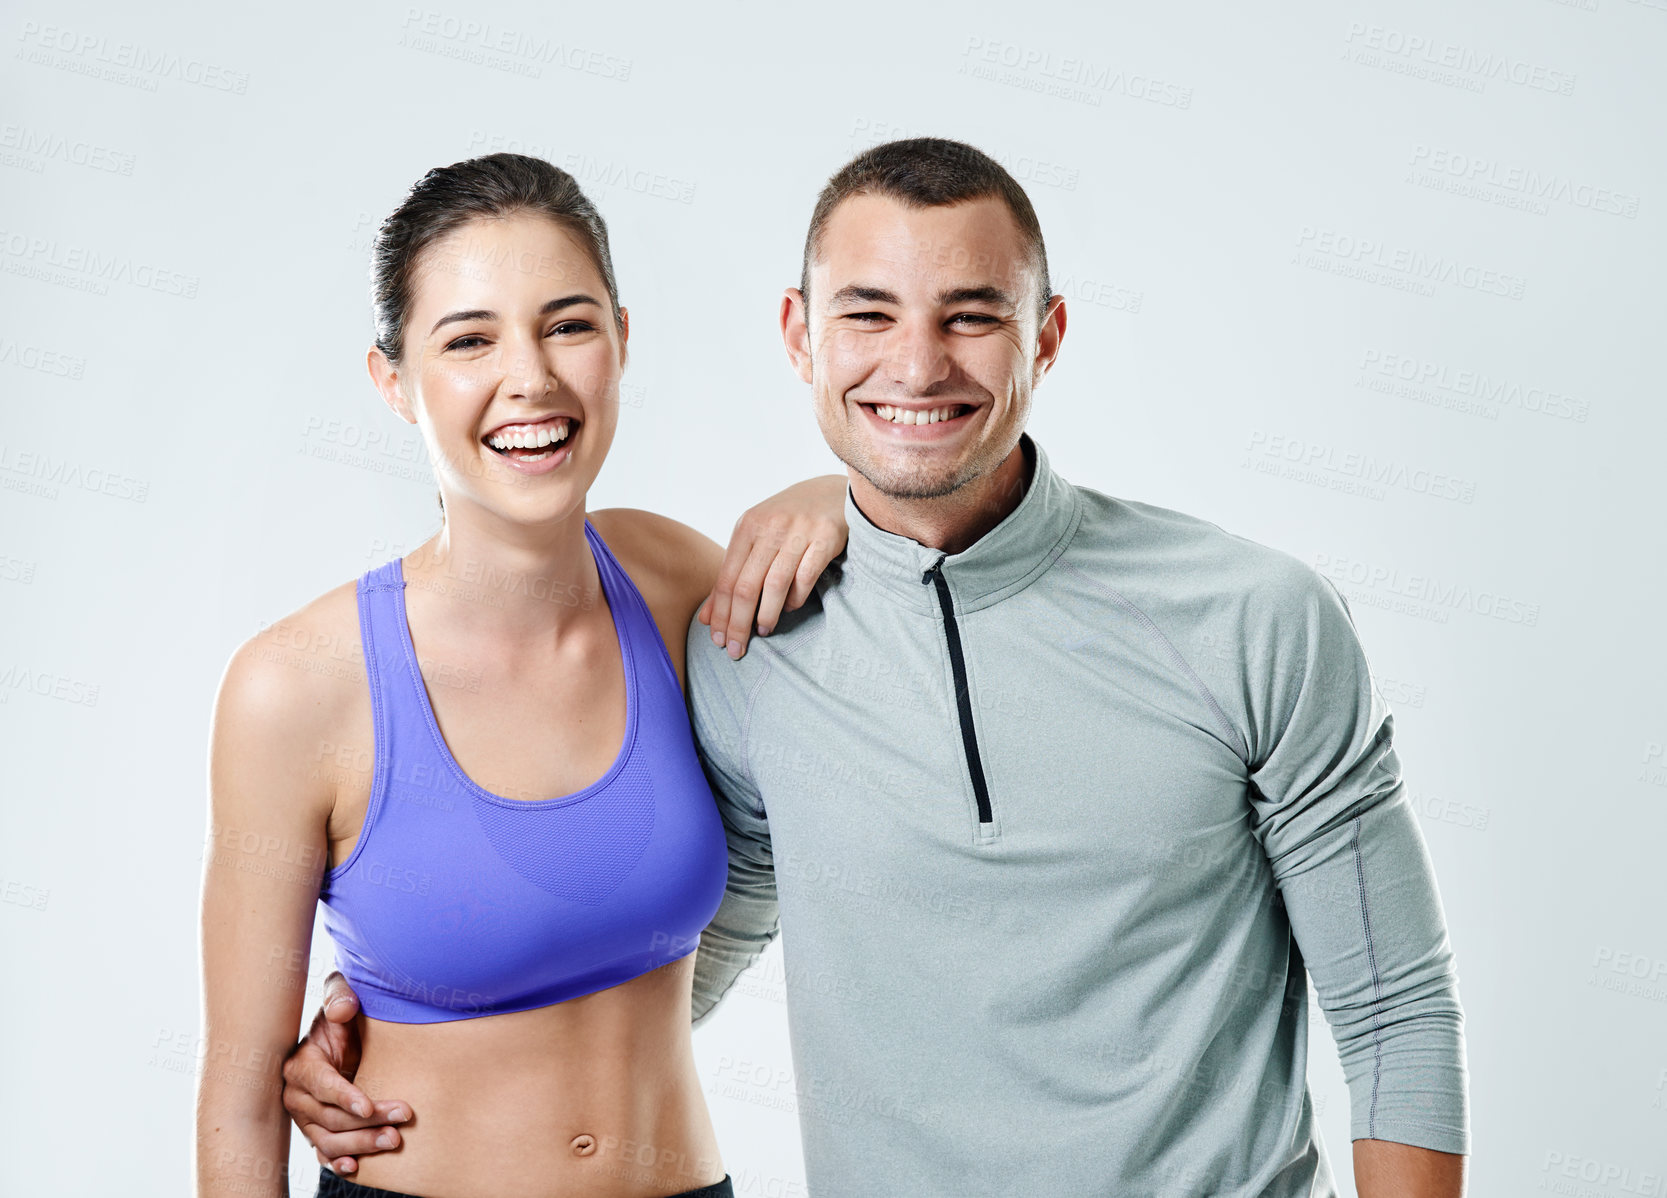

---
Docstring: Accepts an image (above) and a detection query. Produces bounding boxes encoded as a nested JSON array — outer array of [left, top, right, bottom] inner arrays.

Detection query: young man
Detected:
[[285, 139, 1469, 1196]]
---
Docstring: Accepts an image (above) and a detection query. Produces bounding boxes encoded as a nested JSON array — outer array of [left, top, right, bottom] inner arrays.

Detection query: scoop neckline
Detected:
[[390, 520, 638, 810]]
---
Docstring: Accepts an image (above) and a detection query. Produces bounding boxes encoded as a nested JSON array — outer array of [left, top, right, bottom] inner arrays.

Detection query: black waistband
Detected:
[[315, 1165, 736, 1198]]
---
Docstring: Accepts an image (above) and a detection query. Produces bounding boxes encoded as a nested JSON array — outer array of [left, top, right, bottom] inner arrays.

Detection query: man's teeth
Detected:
[[871, 404, 966, 426], [487, 418, 570, 451]]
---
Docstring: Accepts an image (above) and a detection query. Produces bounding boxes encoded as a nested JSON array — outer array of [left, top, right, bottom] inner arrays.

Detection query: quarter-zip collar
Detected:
[[843, 435, 1084, 615]]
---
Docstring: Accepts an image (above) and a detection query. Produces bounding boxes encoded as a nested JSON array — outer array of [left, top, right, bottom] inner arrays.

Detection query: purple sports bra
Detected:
[[317, 520, 729, 1023]]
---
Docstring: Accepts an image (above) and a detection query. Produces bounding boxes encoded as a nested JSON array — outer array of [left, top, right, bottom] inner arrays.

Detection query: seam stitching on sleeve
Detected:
[[734, 619, 826, 817], [1353, 815, 1385, 1139], [738, 657, 775, 817], [1056, 559, 1249, 761]]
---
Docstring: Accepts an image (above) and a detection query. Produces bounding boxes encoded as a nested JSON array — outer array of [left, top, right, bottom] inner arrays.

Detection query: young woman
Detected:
[[196, 154, 845, 1198]]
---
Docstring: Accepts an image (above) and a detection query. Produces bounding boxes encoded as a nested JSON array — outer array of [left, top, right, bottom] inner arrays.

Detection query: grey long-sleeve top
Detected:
[[687, 436, 1468, 1197]]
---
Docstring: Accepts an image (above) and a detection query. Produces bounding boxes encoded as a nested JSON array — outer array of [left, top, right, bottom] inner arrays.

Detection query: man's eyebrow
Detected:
[[825, 284, 1017, 309], [429, 294, 600, 336], [827, 285, 900, 308], [938, 286, 1014, 307]]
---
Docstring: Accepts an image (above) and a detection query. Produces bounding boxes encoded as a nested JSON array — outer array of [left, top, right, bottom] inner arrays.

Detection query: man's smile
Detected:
[[854, 399, 982, 439]]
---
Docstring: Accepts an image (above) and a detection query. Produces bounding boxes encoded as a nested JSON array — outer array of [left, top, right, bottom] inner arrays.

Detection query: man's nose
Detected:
[[885, 321, 951, 392]]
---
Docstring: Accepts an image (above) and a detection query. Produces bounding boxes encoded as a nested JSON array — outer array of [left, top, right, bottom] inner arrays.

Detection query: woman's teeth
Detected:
[[871, 404, 967, 426], [486, 418, 571, 454]]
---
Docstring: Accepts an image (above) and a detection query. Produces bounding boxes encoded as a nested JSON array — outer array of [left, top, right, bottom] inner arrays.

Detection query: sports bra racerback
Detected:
[[317, 520, 729, 1023]]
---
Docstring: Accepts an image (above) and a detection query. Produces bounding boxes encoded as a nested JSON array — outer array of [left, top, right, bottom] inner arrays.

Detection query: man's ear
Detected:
[[1032, 295, 1067, 387], [367, 347, 416, 423], [780, 288, 814, 384]]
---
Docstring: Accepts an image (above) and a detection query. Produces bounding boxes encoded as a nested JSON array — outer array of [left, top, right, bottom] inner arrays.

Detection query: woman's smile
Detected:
[[480, 413, 581, 474]]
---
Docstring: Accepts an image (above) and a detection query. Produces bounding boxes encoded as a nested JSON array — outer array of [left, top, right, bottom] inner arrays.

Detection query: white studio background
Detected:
[[2, 2, 1663, 1195]]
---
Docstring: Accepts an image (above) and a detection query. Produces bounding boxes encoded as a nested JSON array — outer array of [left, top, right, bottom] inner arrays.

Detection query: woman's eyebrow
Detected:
[[429, 294, 601, 336]]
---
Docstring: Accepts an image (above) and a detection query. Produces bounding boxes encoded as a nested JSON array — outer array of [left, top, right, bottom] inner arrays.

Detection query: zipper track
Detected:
[[923, 559, 993, 826]]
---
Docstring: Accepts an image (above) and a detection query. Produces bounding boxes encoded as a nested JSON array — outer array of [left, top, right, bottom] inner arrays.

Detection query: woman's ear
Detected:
[[367, 346, 416, 423]]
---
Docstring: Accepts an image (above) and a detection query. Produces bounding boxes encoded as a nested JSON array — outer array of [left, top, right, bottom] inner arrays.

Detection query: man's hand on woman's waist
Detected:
[[281, 972, 411, 1177]]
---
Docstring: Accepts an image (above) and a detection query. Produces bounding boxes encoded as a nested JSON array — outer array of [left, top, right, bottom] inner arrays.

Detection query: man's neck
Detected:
[[849, 441, 1034, 556]]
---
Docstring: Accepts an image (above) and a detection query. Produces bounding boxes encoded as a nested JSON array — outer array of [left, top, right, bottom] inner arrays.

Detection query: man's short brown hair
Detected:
[[800, 137, 1052, 321]]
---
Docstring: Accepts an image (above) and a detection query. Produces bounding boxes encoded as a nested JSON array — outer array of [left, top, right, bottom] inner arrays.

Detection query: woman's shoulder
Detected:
[[214, 578, 367, 749], [589, 508, 721, 613], [589, 509, 722, 682]]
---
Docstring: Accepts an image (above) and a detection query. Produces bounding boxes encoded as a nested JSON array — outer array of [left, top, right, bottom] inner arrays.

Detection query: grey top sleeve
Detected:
[[685, 618, 781, 1026], [1244, 566, 1470, 1155]]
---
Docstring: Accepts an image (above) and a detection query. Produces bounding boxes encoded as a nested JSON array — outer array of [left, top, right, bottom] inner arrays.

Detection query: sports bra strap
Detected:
[[355, 558, 414, 727]]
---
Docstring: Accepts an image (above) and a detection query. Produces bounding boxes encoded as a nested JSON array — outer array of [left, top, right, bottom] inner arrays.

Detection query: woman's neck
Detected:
[[400, 504, 604, 645]]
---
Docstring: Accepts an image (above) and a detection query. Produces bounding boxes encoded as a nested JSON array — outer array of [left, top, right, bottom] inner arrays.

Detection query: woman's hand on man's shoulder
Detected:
[[592, 478, 847, 663]]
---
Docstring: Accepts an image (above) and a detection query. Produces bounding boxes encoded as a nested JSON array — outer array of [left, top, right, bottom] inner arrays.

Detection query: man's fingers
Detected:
[[753, 540, 808, 636], [284, 1043, 374, 1120], [315, 1146, 361, 1180], [289, 1089, 409, 1134], [318, 1006, 366, 1077], [369, 1098, 410, 1124], [321, 971, 360, 1022], [301, 1120, 403, 1161]]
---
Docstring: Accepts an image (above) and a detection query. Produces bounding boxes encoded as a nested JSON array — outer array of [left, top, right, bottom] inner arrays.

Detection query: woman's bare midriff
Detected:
[[346, 954, 723, 1198]]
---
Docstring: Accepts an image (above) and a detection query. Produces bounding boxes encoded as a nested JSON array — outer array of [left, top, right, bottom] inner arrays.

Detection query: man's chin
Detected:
[[819, 413, 979, 501], [849, 454, 973, 502]]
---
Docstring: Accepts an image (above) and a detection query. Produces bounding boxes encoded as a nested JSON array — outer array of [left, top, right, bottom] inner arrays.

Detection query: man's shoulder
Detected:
[[1066, 482, 1322, 607], [685, 565, 836, 702]]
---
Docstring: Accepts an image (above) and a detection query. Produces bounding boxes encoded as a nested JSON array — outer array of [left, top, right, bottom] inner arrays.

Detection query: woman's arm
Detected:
[[197, 630, 338, 1197]]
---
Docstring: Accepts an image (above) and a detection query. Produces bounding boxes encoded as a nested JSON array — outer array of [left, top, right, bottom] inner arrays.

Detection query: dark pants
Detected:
[[315, 1165, 735, 1198]]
